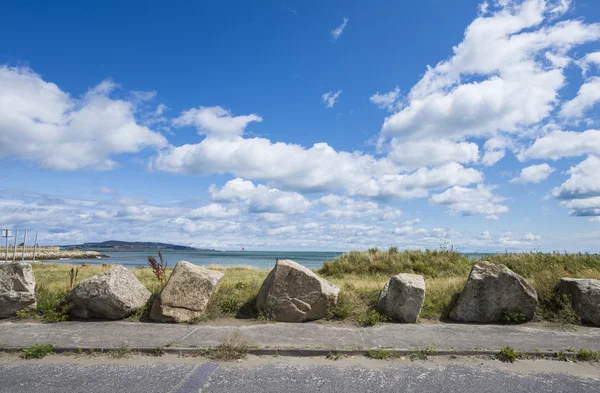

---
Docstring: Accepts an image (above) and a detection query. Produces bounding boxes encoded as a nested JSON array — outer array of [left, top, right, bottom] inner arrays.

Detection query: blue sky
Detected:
[[1, 0, 600, 252]]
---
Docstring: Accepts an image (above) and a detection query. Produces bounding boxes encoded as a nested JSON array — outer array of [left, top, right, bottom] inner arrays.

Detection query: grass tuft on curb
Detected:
[[20, 344, 55, 359]]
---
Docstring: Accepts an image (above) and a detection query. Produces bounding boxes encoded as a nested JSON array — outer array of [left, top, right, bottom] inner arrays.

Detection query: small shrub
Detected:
[[329, 292, 352, 320], [367, 348, 399, 360], [326, 351, 343, 361], [411, 345, 436, 361], [21, 344, 55, 359], [501, 310, 528, 324], [220, 295, 243, 315], [358, 310, 384, 327], [497, 347, 518, 363], [575, 349, 599, 362]]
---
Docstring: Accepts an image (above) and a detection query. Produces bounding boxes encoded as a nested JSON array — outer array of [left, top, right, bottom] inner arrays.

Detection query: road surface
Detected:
[[0, 354, 599, 393]]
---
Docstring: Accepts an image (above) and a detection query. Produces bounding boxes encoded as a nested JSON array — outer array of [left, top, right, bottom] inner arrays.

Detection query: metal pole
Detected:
[[12, 229, 18, 262], [21, 230, 27, 261], [4, 232, 8, 263], [32, 231, 38, 263]]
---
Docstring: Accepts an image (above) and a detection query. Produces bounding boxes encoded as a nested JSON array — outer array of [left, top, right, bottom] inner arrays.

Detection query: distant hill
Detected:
[[61, 240, 215, 252]]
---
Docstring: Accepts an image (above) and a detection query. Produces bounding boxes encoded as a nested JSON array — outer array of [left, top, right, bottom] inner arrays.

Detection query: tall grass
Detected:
[[23, 250, 600, 325]]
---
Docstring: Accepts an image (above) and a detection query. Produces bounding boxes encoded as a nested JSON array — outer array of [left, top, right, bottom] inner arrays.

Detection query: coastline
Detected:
[[2, 250, 106, 261]]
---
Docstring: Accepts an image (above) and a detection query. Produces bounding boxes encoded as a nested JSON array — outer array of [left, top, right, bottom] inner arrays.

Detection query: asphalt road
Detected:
[[0, 357, 599, 393]]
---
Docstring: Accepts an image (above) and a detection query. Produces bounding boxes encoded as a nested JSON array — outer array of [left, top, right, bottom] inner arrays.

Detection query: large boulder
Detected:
[[0, 262, 36, 318], [449, 262, 538, 323], [68, 266, 151, 320], [256, 259, 340, 322], [558, 278, 600, 326], [377, 274, 425, 323], [149, 261, 224, 323]]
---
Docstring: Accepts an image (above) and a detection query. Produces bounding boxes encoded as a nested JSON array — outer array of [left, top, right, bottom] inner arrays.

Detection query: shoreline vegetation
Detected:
[[21, 248, 600, 325], [2, 250, 106, 261]]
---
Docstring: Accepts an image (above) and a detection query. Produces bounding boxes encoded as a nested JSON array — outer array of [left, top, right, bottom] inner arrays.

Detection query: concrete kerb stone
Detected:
[[0, 345, 563, 360]]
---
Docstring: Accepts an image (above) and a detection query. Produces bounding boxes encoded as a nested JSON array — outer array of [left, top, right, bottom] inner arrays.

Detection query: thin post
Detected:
[[21, 230, 27, 261], [4, 231, 8, 263], [12, 229, 18, 262], [32, 231, 38, 262]]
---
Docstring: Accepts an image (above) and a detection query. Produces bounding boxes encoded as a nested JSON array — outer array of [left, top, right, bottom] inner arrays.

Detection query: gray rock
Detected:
[[256, 259, 340, 322], [149, 261, 224, 323], [68, 266, 151, 320], [558, 278, 600, 326], [0, 262, 36, 318], [377, 274, 425, 323], [449, 262, 538, 323]]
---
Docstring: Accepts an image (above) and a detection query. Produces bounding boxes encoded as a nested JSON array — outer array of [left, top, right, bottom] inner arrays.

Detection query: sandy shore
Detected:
[[1, 250, 106, 261]]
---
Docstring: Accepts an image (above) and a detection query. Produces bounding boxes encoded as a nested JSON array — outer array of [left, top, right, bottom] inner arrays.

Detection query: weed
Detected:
[[147, 251, 168, 286], [366, 348, 399, 360], [203, 331, 251, 361], [575, 349, 599, 362], [154, 347, 165, 357], [497, 347, 518, 363], [556, 351, 571, 362], [358, 310, 384, 327], [501, 310, 528, 324], [329, 292, 352, 320], [108, 347, 132, 359], [68, 267, 79, 290], [21, 344, 55, 359], [326, 351, 343, 361], [411, 345, 436, 361]]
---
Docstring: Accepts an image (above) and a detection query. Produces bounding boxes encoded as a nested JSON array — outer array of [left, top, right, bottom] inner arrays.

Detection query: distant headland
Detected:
[[59, 240, 216, 252]]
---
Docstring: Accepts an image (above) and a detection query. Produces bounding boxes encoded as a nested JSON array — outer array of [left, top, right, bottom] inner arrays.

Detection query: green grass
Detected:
[[25, 250, 600, 326], [366, 348, 401, 360], [497, 347, 518, 363], [20, 344, 55, 359], [410, 345, 436, 361], [326, 351, 343, 361], [575, 349, 600, 362]]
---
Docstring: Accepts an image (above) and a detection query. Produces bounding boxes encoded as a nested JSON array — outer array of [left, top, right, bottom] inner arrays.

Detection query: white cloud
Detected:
[[97, 187, 117, 195], [430, 184, 509, 218], [322, 90, 342, 108], [576, 51, 600, 76], [172, 106, 262, 138], [523, 232, 541, 241], [331, 17, 348, 41], [370, 87, 400, 111], [520, 130, 600, 160], [510, 163, 555, 184], [479, 230, 492, 239], [552, 155, 600, 200], [190, 203, 240, 219], [0, 66, 168, 170], [560, 77, 600, 119], [378, 0, 600, 160], [388, 139, 479, 167], [210, 178, 311, 214], [316, 195, 402, 220]]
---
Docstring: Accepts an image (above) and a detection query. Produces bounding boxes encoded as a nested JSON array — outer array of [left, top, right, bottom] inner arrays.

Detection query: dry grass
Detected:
[[24, 250, 600, 325]]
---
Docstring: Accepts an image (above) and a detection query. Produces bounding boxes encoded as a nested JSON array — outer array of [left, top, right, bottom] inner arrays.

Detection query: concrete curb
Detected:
[[0, 345, 563, 359]]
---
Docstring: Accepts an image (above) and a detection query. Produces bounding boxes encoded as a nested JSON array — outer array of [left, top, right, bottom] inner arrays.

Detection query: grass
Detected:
[[20, 344, 55, 359], [497, 347, 519, 363], [326, 351, 343, 361], [366, 348, 401, 360], [200, 331, 251, 361], [23, 249, 600, 326], [410, 345, 436, 361]]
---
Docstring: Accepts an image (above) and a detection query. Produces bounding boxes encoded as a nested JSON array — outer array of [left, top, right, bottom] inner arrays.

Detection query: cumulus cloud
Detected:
[[552, 155, 600, 200], [0, 66, 168, 170], [331, 17, 348, 41], [189, 203, 240, 219], [510, 163, 555, 184], [322, 90, 342, 108], [172, 106, 262, 138], [378, 0, 600, 164], [523, 232, 541, 241], [370, 87, 400, 111], [519, 130, 600, 160], [209, 178, 311, 214], [430, 184, 509, 218], [560, 77, 600, 119], [388, 139, 479, 167]]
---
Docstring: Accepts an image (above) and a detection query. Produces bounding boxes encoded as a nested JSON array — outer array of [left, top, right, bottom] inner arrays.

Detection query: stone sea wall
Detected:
[[2, 250, 105, 261]]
